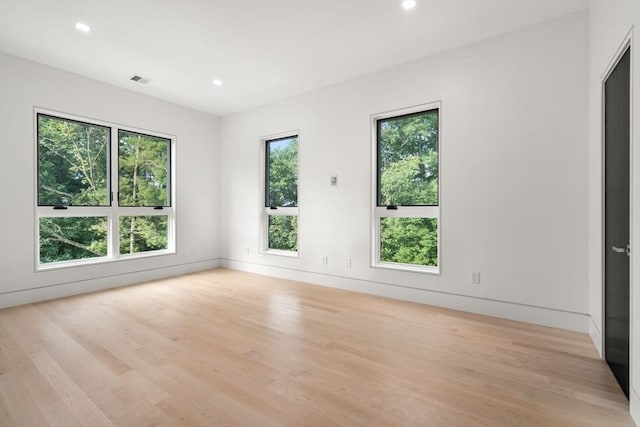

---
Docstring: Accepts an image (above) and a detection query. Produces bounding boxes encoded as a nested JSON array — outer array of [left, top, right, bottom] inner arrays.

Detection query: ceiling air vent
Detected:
[[130, 75, 151, 84]]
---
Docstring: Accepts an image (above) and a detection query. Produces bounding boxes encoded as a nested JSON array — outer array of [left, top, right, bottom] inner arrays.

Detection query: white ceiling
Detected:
[[0, 0, 588, 116]]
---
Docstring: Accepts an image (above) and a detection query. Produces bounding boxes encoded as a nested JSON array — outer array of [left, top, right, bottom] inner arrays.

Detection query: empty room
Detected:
[[0, 0, 639, 425]]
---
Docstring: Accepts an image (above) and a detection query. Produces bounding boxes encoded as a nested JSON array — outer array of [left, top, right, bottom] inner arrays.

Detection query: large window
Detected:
[[262, 134, 298, 255], [36, 111, 175, 268], [372, 103, 440, 273]]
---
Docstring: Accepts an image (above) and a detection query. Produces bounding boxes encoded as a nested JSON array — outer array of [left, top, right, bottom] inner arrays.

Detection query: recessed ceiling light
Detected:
[[75, 22, 91, 33], [401, 0, 416, 10], [212, 79, 223, 86]]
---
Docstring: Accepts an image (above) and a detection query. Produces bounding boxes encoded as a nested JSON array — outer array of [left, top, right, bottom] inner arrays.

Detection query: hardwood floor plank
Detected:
[[0, 372, 50, 427], [28, 350, 115, 427], [0, 269, 633, 426], [0, 385, 17, 427]]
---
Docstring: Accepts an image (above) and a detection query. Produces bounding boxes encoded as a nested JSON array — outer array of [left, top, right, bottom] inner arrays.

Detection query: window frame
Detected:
[[117, 128, 172, 208], [259, 131, 300, 257], [34, 108, 177, 271], [370, 101, 442, 274]]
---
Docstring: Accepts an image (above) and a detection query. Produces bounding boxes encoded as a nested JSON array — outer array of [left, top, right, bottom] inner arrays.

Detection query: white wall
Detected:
[[220, 12, 590, 332], [588, 0, 640, 422], [0, 52, 220, 307]]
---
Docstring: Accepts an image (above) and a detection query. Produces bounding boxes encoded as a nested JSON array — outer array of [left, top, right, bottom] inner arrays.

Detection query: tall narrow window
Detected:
[[372, 103, 440, 273], [262, 134, 299, 254], [36, 111, 175, 268]]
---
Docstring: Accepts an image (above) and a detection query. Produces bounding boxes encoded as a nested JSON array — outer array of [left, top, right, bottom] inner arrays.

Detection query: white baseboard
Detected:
[[220, 259, 590, 333], [0, 259, 220, 309], [631, 386, 640, 426], [589, 316, 603, 357]]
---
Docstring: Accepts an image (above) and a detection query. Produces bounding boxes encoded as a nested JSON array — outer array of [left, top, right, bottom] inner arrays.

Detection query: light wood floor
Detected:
[[0, 269, 633, 426]]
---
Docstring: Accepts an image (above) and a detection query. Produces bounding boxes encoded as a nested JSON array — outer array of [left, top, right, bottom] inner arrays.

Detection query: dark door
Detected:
[[604, 46, 631, 399]]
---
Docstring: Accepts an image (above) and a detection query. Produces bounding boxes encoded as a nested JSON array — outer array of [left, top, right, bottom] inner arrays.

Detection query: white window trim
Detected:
[[370, 101, 442, 275], [258, 130, 300, 257], [34, 107, 177, 271]]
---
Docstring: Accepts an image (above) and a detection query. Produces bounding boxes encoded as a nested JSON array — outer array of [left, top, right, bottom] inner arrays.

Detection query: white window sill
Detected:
[[36, 249, 176, 272], [372, 261, 440, 276], [260, 249, 299, 258]]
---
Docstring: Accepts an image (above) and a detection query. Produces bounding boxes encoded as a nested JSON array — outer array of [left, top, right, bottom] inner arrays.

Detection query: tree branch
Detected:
[[41, 184, 73, 200], [44, 231, 103, 256]]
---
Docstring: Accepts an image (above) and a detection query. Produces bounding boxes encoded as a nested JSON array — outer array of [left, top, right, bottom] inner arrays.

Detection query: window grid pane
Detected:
[[268, 215, 298, 252], [118, 130, 171, 207], [119, 216, 169, 254], [377, 109, 439, 207], [380, 217, 438, 267], [39, 216, 108, 264], [37, 114, 110, 207], [265, 136, 298, 208]]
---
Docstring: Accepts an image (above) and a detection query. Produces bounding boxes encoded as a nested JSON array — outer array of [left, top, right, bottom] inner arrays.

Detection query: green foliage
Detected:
[[378, 111, 438, 206], [37, 116, 170, 264], [39, 217, 107, 262], [268, 215, 297, 251], [381, 155, 438, 206], [119, 216, 168, 254], [38, 115, 109, 206], [267, 138, 298, 207], [380, 217, 438, 267], [119, 131, 170, 207]]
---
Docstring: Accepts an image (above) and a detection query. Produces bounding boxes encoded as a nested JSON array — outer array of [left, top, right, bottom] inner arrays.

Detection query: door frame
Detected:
[[600, 28, 634, 381]]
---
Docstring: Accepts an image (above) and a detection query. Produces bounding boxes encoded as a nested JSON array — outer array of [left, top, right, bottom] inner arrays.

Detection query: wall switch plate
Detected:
[[330, 176, 338, 186], [471, 272, 481, 285]]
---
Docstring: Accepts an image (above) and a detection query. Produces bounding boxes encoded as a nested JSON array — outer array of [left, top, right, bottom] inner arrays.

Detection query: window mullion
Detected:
[[111, 127, 119, 206], [109, 128, 119, 259], [378, 206, 438, 219], [37, 206, 110, 218], [118, 207, 171, 216], [265, 207, 298, 216]]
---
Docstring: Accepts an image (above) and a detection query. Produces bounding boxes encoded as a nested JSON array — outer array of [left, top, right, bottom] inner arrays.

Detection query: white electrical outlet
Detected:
[[471, 272, 481, 285]]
